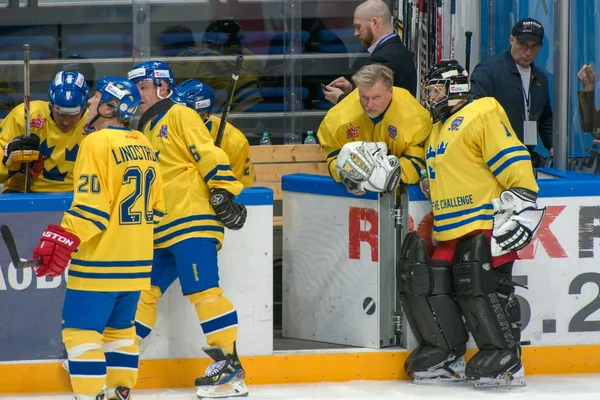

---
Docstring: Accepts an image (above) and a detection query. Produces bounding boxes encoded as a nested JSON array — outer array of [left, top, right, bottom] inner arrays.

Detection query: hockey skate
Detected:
[[106, 387, 132, 400], [467, 349, 526, 389], [412, 355, 467, 385], [195, 345, 248, 399]]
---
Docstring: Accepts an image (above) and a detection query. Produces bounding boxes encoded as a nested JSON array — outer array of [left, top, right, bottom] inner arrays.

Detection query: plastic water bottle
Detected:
[[304, 130, 317, 144], [259, 132, 271, 146], [420, 169, 430, 198]]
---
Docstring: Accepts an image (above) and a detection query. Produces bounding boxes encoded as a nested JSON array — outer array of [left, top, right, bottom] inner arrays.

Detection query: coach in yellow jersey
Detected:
[[0, 71, 90, 193], [128, 61, 248, 399], [398, 60, 545, 389], [172, 79, 253, 187], [317, 63, 431, 195], [32, 77, 165, 400]]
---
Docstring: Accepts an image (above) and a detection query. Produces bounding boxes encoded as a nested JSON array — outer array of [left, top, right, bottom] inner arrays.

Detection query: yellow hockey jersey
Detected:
[[143, 104, 243, 248], [425, 97, 538, 241], [207, 115, 253, 187], [0, 101, 88, 193], [61, 126, 166, 292], [317, 87, 432, 185]]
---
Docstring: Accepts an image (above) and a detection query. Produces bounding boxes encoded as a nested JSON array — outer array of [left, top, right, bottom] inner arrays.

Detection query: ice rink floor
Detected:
[[2, 374, 600, 400]]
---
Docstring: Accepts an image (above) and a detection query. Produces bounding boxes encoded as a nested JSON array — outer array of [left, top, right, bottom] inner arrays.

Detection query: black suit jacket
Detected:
[[345, 35, 417, 99]]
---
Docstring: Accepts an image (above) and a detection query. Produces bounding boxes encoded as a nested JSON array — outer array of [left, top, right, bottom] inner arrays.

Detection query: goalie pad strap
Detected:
[[398, 232, 468, 351]]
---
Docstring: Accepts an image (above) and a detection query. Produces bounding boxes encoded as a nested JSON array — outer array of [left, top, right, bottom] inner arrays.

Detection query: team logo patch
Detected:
[[346, 124, 359, 139], [387, 125, 397, 139], [30, 116, 46, 129], [448, 116, 464, 131], [159, 124, 168, 139]]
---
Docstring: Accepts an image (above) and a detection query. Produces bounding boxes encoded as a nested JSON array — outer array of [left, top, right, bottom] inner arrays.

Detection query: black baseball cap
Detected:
[[512, 18, 544, 46]]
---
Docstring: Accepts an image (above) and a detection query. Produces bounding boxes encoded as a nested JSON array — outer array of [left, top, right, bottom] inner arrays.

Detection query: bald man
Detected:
[[324, 0, 417, 104]]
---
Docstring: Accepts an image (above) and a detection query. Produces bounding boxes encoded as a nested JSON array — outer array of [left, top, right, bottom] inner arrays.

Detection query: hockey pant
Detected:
[[62, 289, 141, 397], [134, 238, 238, 354]]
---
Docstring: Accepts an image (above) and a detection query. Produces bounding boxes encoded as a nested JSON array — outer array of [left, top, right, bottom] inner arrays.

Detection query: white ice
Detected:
[[2, 375, 600, 400]]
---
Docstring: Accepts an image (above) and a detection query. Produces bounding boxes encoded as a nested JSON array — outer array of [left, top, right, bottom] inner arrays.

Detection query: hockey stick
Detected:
[[436, 0, 443, 62], [23, 44, 31, 193], [215, 54, 244, 148], [0, 224, 41, 269], [465, 31, 473, 73], [450, 0, 456, 60]]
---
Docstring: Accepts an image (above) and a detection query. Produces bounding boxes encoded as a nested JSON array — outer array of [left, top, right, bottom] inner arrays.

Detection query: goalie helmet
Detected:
[[48, 71, 90, 115], [421, 60, 470, 122], [172, 79, 214, 114]]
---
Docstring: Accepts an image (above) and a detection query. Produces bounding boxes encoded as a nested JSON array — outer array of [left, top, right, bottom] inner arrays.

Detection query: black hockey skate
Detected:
[[407, 345, 467, 384], [195, 344, 248, 399], [467, 349, 526, 389], [107, 386, 132, 400]]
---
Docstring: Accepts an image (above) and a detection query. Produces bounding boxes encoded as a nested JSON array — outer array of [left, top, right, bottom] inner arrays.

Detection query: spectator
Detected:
[[470, 18, 553, 155], [323, 0, 417, 104], [577, 64, 600, 137]]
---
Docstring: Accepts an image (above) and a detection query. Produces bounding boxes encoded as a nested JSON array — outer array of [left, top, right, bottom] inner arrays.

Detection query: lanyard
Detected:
[[372, 33, 396, 53], [522, 87, 530, 120]]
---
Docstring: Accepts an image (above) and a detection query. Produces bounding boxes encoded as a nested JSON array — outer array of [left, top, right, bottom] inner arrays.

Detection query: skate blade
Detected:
[[414, 374, 467, 385], [196, 380, 249, 399], [473, 376, 526, 389]]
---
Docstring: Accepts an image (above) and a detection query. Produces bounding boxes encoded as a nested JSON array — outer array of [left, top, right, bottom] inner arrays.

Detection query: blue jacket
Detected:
[[470, 50, 553, 150]]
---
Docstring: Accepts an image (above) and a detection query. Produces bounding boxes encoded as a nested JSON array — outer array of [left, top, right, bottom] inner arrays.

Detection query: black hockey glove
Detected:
[[2, 134, 40, 172], [210, 188, 247, 230]]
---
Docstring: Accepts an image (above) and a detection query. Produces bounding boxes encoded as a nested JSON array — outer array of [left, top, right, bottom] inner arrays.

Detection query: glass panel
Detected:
[[569, 3, 600, 173], [0, 4, 133, 120]]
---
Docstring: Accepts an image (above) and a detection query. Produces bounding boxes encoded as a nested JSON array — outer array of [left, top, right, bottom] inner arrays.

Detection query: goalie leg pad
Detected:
[[453, 233, 523, 380], [398, 232, 468, 375]]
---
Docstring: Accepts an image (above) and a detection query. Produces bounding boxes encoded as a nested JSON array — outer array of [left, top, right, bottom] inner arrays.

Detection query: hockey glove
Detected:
[[2, 134, 41, 172], [32, 224, 80, 278], [490, 188, 546, 257], [336, 141, 401, 194], [211, 189, 247, 230]]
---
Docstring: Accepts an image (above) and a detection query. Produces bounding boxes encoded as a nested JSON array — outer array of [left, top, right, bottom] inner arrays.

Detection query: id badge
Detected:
[[523, 120, 538, 146]]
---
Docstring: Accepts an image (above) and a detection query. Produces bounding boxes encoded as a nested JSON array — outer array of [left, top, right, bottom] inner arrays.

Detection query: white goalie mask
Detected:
[[336, 141, 402, 193]]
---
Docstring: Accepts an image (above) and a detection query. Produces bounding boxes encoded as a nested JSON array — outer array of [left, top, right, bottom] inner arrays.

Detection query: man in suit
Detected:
[[323, 0, 417, 104]]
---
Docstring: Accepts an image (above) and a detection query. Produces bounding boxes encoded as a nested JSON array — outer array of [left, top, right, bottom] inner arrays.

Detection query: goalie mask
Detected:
[[421, 60, 471, 122], [336, 141, 401, 194]]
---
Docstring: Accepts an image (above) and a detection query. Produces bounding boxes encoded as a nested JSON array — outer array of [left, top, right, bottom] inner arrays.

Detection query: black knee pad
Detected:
[[398, 232, 468, 352], [453, 233, 521, 353]]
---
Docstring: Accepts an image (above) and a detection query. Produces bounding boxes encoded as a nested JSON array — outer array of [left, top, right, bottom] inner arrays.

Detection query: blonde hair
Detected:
[[352, 63, 394, 91]]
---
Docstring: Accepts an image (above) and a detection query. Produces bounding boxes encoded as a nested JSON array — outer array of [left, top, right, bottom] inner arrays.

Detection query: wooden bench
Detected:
[[250, 144, 328, 229]]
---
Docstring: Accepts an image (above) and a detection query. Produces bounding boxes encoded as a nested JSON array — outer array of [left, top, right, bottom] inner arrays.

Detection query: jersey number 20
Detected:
[[120, 166, 157, 225]]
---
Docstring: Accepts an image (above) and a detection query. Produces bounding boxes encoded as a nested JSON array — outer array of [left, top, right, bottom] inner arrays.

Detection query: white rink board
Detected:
[[139, 205, 274, 359]]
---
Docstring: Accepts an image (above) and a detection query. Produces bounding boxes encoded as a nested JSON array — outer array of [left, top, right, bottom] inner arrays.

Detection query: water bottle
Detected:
[[304, 130, 317, 144], [420, 169, 430, 198], [259, 132, 271, 146]]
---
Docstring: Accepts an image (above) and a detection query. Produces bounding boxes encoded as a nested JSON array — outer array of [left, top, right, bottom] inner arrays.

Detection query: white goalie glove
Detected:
[[490, 187, 546, 257], [336, 141, 401, 194]]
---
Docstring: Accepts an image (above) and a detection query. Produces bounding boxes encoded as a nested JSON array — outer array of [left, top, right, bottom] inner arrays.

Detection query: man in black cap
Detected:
[[470, 18, 553, 160]]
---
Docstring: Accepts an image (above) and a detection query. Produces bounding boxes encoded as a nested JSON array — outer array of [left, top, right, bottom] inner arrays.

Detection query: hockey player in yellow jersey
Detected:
[[128, 61, 248, 399], [31, 77, 165, 400], [172, 79, 253, 186], [317, 63, 431, 195], [398, 60, 545, 389], [0, 71, 90, 193]]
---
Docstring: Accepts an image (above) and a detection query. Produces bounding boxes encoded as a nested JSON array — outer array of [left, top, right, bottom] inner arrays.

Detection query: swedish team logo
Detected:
[[448, 116, 464, 131]]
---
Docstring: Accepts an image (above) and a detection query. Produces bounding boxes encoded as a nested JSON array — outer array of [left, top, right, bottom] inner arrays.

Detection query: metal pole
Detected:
[[553, 0, 569, 171]]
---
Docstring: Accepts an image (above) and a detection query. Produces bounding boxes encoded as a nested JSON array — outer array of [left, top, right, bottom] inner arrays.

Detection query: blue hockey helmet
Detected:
[[172, 79, 214, 113], [48, 71, 90, 115], [127, 61, 176, 90], [96, 77, 141, 123], [94, 76, 122, 93]]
